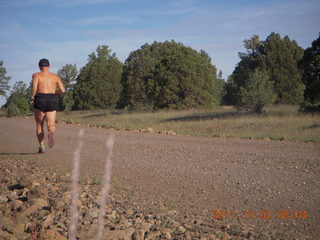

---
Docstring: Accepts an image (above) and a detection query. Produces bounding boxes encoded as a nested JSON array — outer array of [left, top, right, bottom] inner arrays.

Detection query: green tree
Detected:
[[57, 64, 78, 111], [5, 81, 30, 114], [225, 35, 265, 105], [12, 80, 29, 97], [0, 61, 11, 96], [264, 33, 304, 104], [226, 33, 305, 106], [300, 35, 320, 112], [73, 45, 123, 110], [238, 69, 276, 113], [120, 41, 217, 110]]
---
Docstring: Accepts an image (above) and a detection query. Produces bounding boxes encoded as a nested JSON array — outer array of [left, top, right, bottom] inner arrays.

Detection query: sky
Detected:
[[1, 0, 319, 106]]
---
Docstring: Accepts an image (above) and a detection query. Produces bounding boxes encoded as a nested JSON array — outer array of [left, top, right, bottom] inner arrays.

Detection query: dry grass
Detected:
[[0, 109, 6, 117], [69, 129, 114, 239], [57, 105, 320, 142]]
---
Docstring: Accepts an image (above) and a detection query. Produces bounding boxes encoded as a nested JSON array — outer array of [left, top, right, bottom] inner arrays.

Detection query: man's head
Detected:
[[38, 58, 50, 68]]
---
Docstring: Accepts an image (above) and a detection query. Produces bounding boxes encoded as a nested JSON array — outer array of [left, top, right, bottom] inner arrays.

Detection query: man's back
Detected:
[[33, 71, 61, 94]]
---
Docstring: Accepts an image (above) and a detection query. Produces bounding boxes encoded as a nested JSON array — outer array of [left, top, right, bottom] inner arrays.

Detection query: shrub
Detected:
[[237, 69, 276, 113], [6, 102, 21, 117]]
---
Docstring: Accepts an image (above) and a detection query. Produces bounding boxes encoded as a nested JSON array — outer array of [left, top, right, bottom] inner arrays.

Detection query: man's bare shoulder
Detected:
[[32, 72, 41, 80], [49, 72, 61, 80], [32, 72, 41, 77]]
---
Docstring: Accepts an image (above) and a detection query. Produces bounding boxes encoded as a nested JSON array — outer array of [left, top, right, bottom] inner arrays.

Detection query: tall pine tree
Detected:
[[57, 64, 78, 111], [0, 61, 11, 96]]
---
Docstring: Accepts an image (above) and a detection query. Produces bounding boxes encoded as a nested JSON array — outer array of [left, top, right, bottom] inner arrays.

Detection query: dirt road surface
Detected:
[[1, 118, 319, 239]]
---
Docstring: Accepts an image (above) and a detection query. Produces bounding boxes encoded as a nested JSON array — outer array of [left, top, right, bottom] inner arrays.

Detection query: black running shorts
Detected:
[[34, 93, 58, 112]]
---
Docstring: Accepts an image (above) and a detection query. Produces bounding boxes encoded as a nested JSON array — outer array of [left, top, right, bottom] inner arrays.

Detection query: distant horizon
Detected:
[[1, 0, 319, 106]]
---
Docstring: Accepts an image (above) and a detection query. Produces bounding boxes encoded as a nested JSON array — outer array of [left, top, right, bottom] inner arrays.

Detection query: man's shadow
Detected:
[[0, 152, 39, 156]]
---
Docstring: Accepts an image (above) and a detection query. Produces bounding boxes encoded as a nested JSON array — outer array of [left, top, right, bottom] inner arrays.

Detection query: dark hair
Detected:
[[38, 58, 50, 67]]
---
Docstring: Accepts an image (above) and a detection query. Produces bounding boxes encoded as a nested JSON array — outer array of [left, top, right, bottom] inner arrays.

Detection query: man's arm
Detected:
[[55, 76, 66, 96], [31, 73, 38, 100]]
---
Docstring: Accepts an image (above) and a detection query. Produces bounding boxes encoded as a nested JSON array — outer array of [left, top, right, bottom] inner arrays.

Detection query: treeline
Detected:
[[1, 33, 319, 116], [223, 33, 319, 113]]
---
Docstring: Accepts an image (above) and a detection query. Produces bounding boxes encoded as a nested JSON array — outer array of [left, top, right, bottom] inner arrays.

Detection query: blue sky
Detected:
[[1, 0, 319, 105]]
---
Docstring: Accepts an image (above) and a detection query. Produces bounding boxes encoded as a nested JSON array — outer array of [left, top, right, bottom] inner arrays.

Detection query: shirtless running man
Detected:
[[31, 58, 65, 153]]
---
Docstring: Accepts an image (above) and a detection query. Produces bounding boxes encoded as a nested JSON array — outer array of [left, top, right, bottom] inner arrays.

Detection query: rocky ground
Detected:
[[1, 157, 263, 240]]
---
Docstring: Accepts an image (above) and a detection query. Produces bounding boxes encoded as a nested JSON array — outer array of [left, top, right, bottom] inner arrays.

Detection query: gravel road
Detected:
[[1, 117, 319, 239]]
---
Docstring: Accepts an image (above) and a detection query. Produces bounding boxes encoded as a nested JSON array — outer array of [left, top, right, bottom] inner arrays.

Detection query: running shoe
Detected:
[[38, 144, 45, 153], [48, 131, 55, 148]]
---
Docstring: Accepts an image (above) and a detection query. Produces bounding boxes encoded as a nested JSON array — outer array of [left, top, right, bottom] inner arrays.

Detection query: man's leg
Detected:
[[46, 110, 56, 147], [35, 109, 46, 152]]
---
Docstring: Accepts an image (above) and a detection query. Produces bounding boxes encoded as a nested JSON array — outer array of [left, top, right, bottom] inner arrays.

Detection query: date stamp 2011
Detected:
[[211, 210, 308, 220]]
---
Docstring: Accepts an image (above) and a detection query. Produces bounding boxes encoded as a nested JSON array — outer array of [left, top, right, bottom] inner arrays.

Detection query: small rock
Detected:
[[8, 191, 19, 201], [9, 199, 24, 211], [103, 228, 135, 240], [62, 191, 71, 202], [19, 176, 33, 188], [122, 219, 132, 228], [125, 209, 134, 217], [21, 204, 41, 216], [167, 210, 178, 216], [194, 219, 203, 225], [13, 228, 29, 240], [167, 131, 176, 135], [43, 213, 54, 228], [169, 219, 180, 228], [0, 230, 13, 239], [29, 198, 48, 207], [0, 216, 15, 233], [140, 222, 153, 231], [184, 224, 193, 230], [77, 199, 83, 208], [145, 231, 161, 239], [27, 186, 48, 199], [178, 226, 186, 233], [146, 128, 154, 133], [107, 210, 117, 220], [161, 228, 172, 239], [0, 195, 8, 204], [38, 209, 50, 218], [132, 229, 145, 240], [43, 228, 68, 240], [48, 198, 59, 209], [15, 223, 25, 232]]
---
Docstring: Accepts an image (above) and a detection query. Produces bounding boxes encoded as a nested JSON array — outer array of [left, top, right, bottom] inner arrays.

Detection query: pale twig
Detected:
[[96, 133, 115, 240], [69, 129, 85, 240]]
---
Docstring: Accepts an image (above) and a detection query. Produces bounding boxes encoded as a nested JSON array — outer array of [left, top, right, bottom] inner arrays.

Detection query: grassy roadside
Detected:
[[56, 105, 320, 143]]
